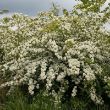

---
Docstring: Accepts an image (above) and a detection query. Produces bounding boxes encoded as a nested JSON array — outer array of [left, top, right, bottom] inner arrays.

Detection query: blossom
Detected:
[[72, 86, 77, 97], [83, 66, 96, 81], [0, 10, 109, 105], [90, 87, 103, 104], [9, 26, 18, 31]]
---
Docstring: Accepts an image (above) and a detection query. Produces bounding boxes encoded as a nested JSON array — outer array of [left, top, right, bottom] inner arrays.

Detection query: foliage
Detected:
[[75, 0, 108, 12], [0, 1, 110, 108]]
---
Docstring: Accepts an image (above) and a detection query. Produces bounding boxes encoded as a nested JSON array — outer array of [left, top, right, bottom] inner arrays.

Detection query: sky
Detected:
[[0, 0, 110, 16], [0, 0, 78, 16]]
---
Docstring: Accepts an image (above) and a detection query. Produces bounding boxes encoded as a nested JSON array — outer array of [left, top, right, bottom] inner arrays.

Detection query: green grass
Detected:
[[2, 89, 59, 110], [1, 88, 109, 110]]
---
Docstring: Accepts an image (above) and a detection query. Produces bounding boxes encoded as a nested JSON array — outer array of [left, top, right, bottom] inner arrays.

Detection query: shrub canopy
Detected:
[[0, 1, 110, 105]]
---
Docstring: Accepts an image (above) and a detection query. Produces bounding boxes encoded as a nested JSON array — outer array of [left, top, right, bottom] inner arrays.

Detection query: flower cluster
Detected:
[[0, 9, 110, 105]]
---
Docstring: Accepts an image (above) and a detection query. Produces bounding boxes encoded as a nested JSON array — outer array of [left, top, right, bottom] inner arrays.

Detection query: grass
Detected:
[[2, 88, 58, 110], [0, 88, 109, 110], [0, 77, 9, 110]]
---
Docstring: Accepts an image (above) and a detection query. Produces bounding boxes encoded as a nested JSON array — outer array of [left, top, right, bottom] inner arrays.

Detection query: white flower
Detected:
[[62, 23, 71, 31], [28, 84, 35, 95], [40, 60, 47, 80], [72, 86, 77, 97], [9, 26, 18, 31], [83, 66, 96, 81], [47, 39, 58, 53], [57, 72, 66, 81], [90, 87, 103, 104], [67, 59, 80, 75], [68, 59, 80, 68]]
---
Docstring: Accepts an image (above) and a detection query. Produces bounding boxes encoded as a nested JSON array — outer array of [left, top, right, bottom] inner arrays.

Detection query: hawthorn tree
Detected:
[[0, 0, 110, 108]]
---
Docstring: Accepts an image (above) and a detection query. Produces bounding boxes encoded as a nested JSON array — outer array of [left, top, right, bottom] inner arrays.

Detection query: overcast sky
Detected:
[[0, 0, 110, 16], [0, 0, 78, 16]]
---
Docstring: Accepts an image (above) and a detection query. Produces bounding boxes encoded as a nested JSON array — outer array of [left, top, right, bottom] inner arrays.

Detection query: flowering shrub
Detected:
[[0, 7, 110, 106]]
